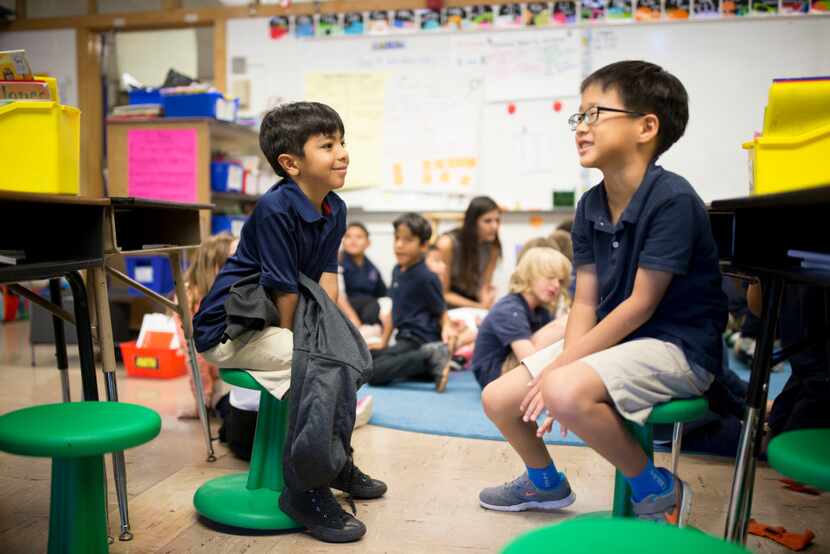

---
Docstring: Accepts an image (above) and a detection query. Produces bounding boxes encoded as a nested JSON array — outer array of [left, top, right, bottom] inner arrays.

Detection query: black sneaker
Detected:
[[330, 458, 388, 500], [279, 486, 366, 543]]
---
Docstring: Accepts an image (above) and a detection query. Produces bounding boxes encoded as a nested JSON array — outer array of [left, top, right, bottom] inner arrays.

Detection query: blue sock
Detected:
[[527, 462, 562, 490], [625, 459, 674, 502]]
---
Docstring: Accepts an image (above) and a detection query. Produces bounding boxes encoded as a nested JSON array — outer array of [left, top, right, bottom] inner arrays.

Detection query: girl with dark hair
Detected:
[[435, 196, 503, 309]]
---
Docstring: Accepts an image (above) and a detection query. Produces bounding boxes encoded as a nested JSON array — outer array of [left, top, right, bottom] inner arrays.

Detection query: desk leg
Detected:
[[169, 251, 216, 462], [49, 279, 71, 402], [725, 276, 783, 543], [65, 271, 98, 401], [88, 266, 134, 541]]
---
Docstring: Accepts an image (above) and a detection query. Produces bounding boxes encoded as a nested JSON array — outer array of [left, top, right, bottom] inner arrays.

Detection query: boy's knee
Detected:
[[481, 381, 512, 422], [542, 372, 589, 422]]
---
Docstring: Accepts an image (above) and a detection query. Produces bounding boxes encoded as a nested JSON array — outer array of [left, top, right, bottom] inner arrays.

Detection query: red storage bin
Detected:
[[119, 341, 187, 379]]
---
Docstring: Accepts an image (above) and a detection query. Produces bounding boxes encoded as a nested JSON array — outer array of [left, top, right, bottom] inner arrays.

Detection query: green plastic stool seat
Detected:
[[0, 402, 162, 554], [193, 369, 299, 531], [502, 517, 749, 553], [768, 429, 830, 492], [582, 397, 709, 519]]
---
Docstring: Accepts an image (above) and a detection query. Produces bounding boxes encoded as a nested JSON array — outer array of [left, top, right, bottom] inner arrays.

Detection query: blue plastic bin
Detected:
[[162, 92, 238, 121], [128, 88, 162, 105], [125, 256, 175, 297], [211, 161, 244, 193], [212, 215, 248, 238]]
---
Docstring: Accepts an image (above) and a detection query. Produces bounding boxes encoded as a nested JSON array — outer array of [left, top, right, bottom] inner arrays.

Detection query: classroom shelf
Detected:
[[211, 191, 262, 203]]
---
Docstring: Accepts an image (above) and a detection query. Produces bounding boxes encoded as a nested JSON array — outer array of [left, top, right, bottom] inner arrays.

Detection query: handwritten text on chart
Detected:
[[127, 129, 198, 202]]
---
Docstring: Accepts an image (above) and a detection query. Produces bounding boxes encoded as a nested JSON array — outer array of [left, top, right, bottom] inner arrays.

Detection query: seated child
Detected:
[[173, 232, 237, 418], [340, 222, 388, 326], [478, 61, 726, 526], [471, 247, 571, 388], [193, 101, 385, 543], [368, 213, 455, 391]]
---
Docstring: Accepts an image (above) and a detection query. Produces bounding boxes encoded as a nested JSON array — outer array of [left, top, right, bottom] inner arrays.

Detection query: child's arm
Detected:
[[319, 271, 339, 303], [375, 310, 395, 349], [552, 267, 672, 370], [436, 234, 489, 309], [440, 311, 457, 344], [563, 265, 599, 349], [272, 291, 299, 330]]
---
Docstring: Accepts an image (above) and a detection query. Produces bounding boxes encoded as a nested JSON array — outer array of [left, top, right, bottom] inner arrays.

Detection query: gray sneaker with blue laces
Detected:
[[631, 473, 692, 527], [479, 472, 575, 512]]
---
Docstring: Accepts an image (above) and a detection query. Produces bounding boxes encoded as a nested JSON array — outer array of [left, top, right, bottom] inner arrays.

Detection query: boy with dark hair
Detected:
[[479, 61, 726, 525], [340, 221, 387, 325], [193, 102, 385, 543], [368, 212, 455, 392]]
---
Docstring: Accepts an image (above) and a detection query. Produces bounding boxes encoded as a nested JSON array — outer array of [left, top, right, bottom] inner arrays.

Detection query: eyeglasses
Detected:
[[568, 106, 646, 131]]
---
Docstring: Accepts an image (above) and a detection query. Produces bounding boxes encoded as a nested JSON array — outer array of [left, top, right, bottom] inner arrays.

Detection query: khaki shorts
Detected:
[[202, 327, 293, 399], [521, 338, 714, 424]]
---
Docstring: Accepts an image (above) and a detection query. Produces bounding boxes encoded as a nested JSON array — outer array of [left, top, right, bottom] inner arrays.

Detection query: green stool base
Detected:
[[49, 456, 108, 554], [193, 473, 299, 531]]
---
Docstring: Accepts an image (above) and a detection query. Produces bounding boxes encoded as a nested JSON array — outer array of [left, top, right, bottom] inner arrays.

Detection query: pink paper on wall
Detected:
[[128, 129, 198, 203]]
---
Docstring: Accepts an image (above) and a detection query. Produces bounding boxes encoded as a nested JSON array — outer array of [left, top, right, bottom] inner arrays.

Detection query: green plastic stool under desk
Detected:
[[502, 517, 749, 554], [193, 369, 300, 531], [595, 397, 709, 518], [768, 429, 830, 492], [0, 402, 161, 554]]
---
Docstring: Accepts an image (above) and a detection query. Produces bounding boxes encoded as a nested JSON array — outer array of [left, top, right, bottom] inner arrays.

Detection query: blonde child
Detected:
[[471, 247, 571, 388], [174, 232, 237, 418]]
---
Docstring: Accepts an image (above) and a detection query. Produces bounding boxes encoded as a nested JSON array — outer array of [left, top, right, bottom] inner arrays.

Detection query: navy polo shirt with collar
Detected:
[[471, 292, 553, 387], [571, 163, 727, 374], [341, 253, 387, 299], [389, 258, 445, 345], [193, 179, 346, 352]]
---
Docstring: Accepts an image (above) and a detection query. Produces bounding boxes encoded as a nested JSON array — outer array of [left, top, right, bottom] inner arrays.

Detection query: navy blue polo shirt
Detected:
[[571, 163, 727, 373], [193, 179, 346, 352], [341, 253, 387, 299], [471, 293, 553, 387], [389, 258, 445, 345]]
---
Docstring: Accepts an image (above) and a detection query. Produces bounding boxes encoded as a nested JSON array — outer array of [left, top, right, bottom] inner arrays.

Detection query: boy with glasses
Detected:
[[478, 61, 726, 525]]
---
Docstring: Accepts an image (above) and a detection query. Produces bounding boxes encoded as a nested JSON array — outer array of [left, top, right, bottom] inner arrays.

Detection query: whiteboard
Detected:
[[0, 29, 78, 107], [227, 16, 830, 210]]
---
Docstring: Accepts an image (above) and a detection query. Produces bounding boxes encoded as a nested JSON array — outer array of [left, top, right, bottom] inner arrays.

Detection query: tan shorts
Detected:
[[521, 338, 714, 424], [202, 327, 293, 399]]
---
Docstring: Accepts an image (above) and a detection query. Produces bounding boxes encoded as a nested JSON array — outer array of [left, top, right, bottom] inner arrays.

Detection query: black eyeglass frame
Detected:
[[568, 106, 647, 131]]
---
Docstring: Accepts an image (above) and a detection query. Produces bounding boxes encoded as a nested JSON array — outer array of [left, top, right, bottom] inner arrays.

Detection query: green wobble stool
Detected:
[[502, 517, 749, 554], [0, 401, 162, 554], [584, 397, 709, 519], [193, 369, 300, 531], [768, 429, 830, 492]]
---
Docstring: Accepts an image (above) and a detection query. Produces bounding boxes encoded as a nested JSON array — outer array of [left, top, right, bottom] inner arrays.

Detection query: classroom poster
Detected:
[[419, 9, 442, 29], [344, 12, 365, 35], [443, 7, 469, 30], [128, 129, 197, 203], [367, 11, 391, 34], [553, 0, 578, 23], [752, 0, 779, 13], [524, 2, 552, 26], [494, 4, 524, 27], [665, 0, 691, 18], [636, 0, 663, 19], [393, 10, 417, 32], [607, 0, 634, 20], [317, 14, 343, 37], [582, 0, 608, 21], [721, 0, 750, 16], [780, 0, 810, 13], [295, 15, 315, 38], [268, 16, 290, 40], [469, 5, 495, 27], [692, 0, 720, 18]]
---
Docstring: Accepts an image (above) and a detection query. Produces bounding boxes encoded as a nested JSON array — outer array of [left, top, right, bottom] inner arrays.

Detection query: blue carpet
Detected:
[[359, 350, 792, 445]]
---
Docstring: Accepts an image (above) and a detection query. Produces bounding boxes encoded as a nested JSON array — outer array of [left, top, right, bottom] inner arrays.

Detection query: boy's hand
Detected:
[[368, 341, 385, 351], [441, 324, 457, 345]]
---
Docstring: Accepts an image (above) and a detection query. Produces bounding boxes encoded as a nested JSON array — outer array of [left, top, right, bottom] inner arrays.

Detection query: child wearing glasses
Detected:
[[478, 61, 726, 526]]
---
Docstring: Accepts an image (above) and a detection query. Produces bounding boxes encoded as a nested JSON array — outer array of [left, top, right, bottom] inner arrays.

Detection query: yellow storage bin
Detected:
[[0, 99, 80, 195], [744, 78, 830, 196]]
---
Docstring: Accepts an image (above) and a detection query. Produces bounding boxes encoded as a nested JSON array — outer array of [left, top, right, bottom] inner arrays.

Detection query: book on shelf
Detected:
[[0, 50, 33, 81], [0, 250, 25, 266], [0, 79, 52, 100], [111, 103, 163, 118]]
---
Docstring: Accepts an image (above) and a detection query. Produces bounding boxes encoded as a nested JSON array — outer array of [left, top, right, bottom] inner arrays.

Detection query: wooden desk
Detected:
[[709, 184, 830, 544]]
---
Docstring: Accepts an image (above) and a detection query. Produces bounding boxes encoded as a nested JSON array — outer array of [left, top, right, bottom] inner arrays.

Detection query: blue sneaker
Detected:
[[479, 472, 575, 512], [631, 473, 692, 527]]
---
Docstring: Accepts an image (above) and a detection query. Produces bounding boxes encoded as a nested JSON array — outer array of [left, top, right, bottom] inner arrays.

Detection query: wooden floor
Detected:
[[0, 320, 827, 553]]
